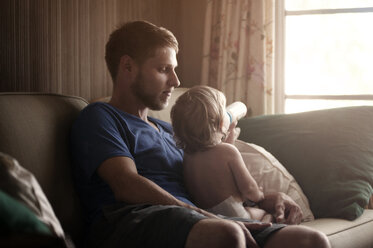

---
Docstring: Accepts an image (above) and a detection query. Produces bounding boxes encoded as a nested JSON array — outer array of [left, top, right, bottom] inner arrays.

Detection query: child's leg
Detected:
[[245, 207, 274, 223], [261, 213, 274, 223]]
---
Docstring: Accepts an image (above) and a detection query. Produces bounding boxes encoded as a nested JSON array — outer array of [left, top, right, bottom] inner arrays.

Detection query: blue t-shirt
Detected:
[[70, 102, 193, 226]]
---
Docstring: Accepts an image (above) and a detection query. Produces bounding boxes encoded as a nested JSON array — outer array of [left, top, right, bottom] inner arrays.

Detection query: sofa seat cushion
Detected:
[[301, 209, 373, 248]]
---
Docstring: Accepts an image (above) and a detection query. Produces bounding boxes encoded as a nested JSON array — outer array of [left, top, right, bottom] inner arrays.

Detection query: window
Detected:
[[275, 0, 373, 114]]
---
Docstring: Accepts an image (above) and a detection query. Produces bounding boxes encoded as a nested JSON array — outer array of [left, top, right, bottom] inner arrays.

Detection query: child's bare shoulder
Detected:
[[214, 142, 240, 157]]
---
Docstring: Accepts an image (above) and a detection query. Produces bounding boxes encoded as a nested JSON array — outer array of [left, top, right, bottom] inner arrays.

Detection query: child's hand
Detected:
[[224, 121, 241, 144]]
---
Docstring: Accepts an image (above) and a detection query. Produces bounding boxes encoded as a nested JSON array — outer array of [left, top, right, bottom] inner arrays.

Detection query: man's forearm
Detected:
[[97, 156, 218, 218], [121, 175, 218, 218], [115, 172, 182, 206]]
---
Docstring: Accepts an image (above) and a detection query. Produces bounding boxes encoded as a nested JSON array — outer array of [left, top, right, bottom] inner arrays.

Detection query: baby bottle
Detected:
[[226, 101, 247, 123]]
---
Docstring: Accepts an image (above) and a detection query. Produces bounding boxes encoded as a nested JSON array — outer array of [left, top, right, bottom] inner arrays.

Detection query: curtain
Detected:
[[201, 0, 275, 116]]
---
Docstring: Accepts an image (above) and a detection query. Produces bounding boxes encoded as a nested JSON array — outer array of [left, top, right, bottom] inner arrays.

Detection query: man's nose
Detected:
[[169, 70, 181, 87]]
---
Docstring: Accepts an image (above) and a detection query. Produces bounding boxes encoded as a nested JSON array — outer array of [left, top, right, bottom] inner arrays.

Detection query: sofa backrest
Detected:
[[0, 92, 88, 243], [148, 87, 187, 122], [93, 87, 188, 123]]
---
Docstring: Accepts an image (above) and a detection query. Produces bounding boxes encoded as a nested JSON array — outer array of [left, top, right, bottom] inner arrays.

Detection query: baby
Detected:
[[171, 85, 273, 222]]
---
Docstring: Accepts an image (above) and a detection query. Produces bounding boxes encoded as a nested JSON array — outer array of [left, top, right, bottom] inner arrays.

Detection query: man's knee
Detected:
[[218, 221, 246, 248], [292, 227, 330, 248], [303, 229, 330, 248], [186, 219, 246, 248], [290, 227, 331, 248], [264, 225, 331, 248]]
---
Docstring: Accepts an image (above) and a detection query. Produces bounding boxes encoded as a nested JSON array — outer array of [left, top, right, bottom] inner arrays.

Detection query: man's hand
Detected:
[[258, 192, 303, 224]]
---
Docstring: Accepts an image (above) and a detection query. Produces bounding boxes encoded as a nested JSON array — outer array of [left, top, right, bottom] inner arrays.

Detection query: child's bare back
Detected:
[[183, 142, 273, 222]]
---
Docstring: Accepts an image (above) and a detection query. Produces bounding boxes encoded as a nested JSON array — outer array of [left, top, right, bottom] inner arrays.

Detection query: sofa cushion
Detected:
[[93, 88, 188, 124], [238, 106, 373, 220], [148, 87, 188, 123], [301, 209, 373, 248], [235, 140, 314, 221]]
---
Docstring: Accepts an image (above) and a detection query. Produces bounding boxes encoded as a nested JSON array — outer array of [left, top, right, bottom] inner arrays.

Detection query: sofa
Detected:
[[0, 90, 372, 248]]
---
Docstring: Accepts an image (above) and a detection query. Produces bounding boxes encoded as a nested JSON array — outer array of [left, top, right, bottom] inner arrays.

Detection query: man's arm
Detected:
[[99, 156, 273, 247], [97, 156, 217, 217]]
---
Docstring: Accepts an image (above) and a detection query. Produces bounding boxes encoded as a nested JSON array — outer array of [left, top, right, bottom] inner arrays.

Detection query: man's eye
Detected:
[[159, 67, 169, 73]]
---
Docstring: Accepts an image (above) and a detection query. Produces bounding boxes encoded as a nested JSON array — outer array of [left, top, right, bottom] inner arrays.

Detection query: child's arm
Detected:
[[224, 143, 264, 203]]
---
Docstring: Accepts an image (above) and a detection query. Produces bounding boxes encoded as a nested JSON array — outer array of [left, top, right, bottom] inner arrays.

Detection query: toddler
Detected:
[[171, 85, 273, 222]]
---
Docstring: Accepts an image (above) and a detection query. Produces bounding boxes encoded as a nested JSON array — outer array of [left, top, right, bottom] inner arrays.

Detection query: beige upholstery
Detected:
[[92, 87, 188, 123], [302, 210, 373, 248], [1, 91, 372, 247], [0, 92, 88, 243], [148, 87, 188, 122]]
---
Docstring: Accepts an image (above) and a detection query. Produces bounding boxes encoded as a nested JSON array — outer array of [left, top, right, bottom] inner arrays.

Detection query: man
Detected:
[[70, 20, 330, 248]]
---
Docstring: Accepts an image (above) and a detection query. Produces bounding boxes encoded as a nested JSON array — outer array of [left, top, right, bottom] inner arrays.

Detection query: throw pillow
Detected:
[[235, 140, 314, 221], [0, 189, 51, 235], [0, 152, 65, 238], [238, 106, 373, 220]]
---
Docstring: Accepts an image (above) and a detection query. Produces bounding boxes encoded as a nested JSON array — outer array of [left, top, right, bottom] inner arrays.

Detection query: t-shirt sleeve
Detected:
[[70, 104, 133, 179]]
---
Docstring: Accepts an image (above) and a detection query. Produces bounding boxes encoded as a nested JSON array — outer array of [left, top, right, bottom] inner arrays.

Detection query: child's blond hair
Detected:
[[171, 86, 227, 154]]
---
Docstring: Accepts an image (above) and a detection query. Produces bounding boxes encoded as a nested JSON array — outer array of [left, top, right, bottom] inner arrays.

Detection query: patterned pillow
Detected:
[[0, 152, 65, 238], [0, 189, 51, 235]]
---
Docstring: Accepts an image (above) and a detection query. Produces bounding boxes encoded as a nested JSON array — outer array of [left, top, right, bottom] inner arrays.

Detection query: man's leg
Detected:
[[263, 225, 331, 248], [185, 218, 247, 248]]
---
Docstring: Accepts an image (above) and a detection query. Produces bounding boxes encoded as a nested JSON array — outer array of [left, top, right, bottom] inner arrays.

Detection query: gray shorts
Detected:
[[86, 203, 286, 248]]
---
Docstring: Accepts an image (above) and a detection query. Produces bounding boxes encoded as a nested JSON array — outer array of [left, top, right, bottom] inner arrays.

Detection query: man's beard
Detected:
[[131, 73, 168, 111]]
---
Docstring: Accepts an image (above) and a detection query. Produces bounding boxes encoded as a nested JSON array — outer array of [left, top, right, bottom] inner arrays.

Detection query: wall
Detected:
[[0, 0, 116, 100], [0, 0, 205, 100], [178, 0, 207, 88]]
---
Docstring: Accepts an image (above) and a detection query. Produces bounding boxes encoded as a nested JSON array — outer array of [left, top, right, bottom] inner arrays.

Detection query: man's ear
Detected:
[[119, 55, 135, 73]]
